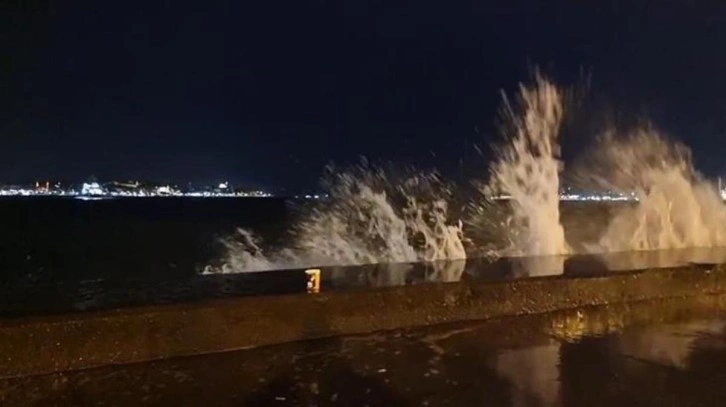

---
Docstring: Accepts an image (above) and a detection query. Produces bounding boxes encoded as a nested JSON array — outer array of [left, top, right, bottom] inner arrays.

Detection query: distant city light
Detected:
[[81, 182, 104, 196], [0, 180, 273, 199], [156, 186, 173, 195]]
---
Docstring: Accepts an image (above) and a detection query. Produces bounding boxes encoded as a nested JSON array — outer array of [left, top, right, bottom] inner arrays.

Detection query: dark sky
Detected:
[[2, 0, 726, 190]]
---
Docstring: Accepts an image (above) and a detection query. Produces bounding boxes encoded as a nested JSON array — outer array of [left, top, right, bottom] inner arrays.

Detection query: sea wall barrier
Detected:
[[1, 263, 725, 378]]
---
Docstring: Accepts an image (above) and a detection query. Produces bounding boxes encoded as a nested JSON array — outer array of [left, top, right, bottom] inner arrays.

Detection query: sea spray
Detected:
[[470, 75, 568, 258], [208, 74, 726, 275], [212, 228, 288, 273], [575, 127, 726, 252], [212, 75, 572, 275], [207, 164, 466, 273]]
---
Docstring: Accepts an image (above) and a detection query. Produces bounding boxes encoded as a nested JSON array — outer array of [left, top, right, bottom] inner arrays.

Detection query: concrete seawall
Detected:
[[1, 263, 725, 378]]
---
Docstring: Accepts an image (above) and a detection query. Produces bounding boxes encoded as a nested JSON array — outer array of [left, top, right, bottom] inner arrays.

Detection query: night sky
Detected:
[[3, 1, 726, 190]]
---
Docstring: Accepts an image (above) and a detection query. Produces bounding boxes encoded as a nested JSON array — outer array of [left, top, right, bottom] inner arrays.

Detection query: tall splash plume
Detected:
[[209, 164, 466, 273], [470, 75, 568, 257], [577, 127, 726, 252]]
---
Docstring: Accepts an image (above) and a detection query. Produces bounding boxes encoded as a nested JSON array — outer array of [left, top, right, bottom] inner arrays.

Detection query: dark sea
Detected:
[[0, 197, 291, 285]]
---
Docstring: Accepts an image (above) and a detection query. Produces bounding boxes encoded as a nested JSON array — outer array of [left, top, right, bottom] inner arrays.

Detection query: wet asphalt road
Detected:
[[3, 296, 726, 406]]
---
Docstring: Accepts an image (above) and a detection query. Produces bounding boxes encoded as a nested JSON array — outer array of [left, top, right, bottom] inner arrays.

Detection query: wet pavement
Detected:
[[4, 296, 726, 406], [3, 247, 726, 318]]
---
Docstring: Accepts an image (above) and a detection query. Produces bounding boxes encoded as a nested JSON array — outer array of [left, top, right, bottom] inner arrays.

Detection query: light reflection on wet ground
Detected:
[[4, 297, 726, 406]]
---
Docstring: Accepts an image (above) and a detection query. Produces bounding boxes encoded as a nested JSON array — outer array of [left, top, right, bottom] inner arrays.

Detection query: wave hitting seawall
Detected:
[[207, 75, 726, 273]]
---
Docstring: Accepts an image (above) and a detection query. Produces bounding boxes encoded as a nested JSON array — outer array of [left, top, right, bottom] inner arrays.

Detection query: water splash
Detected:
[[212, 75, 570, 275], [576, 128, 726, 252], [208, 75, 726, 275], [207, 164, 466, 273], [209, 229, 298, 273], [471, 75, 568, 258]]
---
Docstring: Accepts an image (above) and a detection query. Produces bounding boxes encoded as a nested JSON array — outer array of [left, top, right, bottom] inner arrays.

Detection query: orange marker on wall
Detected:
[[305, 268, 321, 294]]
